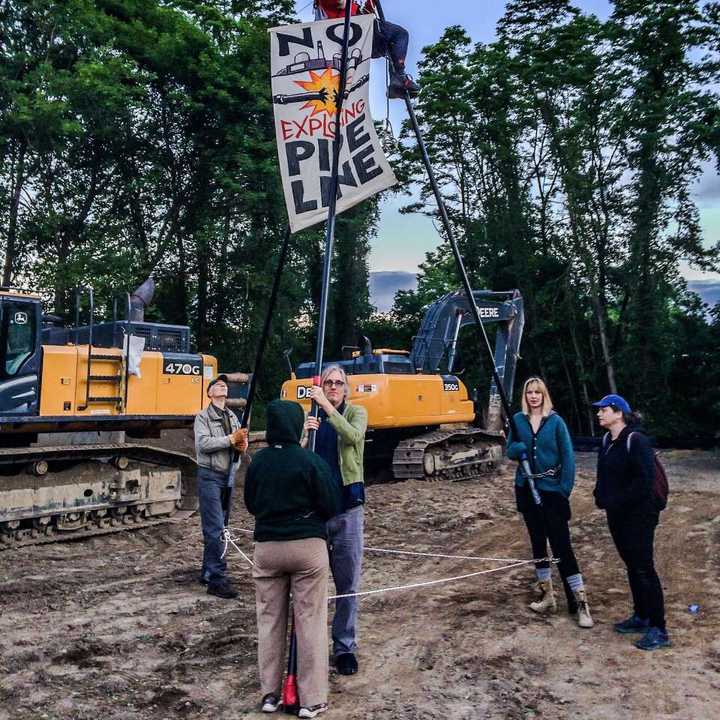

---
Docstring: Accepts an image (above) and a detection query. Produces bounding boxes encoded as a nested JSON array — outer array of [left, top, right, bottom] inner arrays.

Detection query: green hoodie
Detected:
[[244, 400, 341, 542]]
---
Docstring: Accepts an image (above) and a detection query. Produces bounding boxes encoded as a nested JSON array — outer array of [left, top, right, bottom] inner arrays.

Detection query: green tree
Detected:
[[609, 0, 720, 404]]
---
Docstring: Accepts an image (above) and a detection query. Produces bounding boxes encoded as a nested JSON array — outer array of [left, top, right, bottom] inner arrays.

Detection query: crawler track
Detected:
[[0, 509, 195, 550], [0, 443, 197, 550], [392, 427, 504, 481]]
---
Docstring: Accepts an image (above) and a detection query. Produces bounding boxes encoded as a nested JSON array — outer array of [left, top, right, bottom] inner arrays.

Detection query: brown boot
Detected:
[[574, 588, 594, 628], [529, 579, 557, 613]]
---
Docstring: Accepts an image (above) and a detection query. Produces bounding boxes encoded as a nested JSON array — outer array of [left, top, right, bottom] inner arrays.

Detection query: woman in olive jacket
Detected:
[[506, 377, 592, 628], [304, 364, 368, 676], [245, 400, 342, 716]]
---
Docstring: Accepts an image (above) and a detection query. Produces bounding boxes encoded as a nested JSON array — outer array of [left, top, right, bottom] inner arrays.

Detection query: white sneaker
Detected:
[[261, 694, 280, 713], [298, 704, 328, 718]]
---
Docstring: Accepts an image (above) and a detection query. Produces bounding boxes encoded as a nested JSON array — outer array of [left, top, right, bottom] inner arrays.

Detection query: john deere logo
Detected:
[[13, 312, 28, 325]]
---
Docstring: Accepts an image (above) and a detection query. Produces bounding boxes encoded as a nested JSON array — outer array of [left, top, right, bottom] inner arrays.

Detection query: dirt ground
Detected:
[[1, 441, 719, 720]]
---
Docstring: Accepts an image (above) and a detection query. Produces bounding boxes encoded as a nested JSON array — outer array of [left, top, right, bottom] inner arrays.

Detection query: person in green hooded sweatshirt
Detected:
[[244, 399, 341, 718]]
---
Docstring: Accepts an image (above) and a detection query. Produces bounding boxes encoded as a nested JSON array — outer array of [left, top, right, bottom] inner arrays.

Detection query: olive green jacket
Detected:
[[326, 402, 368, 486]]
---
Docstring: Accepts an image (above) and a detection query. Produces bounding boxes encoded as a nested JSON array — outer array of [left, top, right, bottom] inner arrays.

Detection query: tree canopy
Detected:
[[1, 0, 718, 441], [384, 0, 720, 442]]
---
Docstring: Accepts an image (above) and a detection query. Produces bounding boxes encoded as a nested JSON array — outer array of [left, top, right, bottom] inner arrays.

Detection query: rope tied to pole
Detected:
[[222, 528, 254, 566]]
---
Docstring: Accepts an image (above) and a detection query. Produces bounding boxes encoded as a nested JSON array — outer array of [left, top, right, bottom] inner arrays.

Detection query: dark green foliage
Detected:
[[2, 0, 718, 443], [0, 0, 374, 427], [388, 0, 720, 444]]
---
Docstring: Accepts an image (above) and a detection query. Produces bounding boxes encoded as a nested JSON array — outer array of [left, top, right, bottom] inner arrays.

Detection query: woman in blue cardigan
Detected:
[[506, 377, 593, 628]]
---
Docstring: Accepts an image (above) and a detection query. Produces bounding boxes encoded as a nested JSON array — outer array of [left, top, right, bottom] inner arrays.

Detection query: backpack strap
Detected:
[[626, 431, 635, 453], [602, 431, 610, 450]]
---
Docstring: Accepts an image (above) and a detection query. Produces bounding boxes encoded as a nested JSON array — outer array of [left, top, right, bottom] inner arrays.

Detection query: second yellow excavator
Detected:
[[281, 289, 524, 480]]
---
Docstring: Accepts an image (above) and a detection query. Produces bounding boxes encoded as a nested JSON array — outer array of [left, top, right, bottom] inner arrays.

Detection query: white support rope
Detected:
[[328, 559, 534, 600], [222, 528, 254, 566], [222, 527, 558, 605], [228, 527, 557, 566], [363, 546, 554, 564]]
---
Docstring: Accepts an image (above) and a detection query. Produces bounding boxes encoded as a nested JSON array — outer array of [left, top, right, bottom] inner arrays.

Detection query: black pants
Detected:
[[607, 510, 665, 630], [371, 20, 409, 73], [517, 485, 581, 612]]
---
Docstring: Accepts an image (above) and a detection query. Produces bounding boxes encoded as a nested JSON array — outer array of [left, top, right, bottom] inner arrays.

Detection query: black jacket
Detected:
[[244, 400, 342, 542], [594, 425, 657, 513]]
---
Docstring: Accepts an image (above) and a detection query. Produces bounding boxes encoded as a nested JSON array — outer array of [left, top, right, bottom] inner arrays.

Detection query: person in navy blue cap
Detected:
[[593, 393, 671, 650]]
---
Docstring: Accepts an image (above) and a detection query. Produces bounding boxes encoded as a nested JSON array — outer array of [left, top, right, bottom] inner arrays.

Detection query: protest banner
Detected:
[[270, 15, 397, 233]]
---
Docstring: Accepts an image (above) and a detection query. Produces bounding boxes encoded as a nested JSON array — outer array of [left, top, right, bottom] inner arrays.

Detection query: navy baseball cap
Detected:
[[207, 373, 229, 396], [592, 394, 631, 413]]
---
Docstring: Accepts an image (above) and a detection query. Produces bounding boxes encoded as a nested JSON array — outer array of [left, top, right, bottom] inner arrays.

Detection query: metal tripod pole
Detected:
[[218, 226, 293, 530], [374, 0, 538, 501], [241, 224, 292, 429], [307, 2, 355, 452]]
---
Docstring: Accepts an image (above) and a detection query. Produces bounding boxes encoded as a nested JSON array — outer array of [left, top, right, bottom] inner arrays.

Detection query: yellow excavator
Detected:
[[282, 289, 524, 480], [0, 280, 246, 549]]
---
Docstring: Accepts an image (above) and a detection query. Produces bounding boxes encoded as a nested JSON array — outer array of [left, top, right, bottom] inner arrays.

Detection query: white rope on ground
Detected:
[[222, 532, 536, 601], [363, 546, 554, 564], [328, 559, 535, 600]]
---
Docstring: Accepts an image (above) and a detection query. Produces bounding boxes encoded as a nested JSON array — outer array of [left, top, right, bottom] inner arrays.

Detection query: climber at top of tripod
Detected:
[[313, 0, 420, 99]]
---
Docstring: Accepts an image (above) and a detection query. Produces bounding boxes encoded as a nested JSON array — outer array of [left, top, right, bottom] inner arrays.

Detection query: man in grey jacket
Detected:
[[194, 374, 248, 599]]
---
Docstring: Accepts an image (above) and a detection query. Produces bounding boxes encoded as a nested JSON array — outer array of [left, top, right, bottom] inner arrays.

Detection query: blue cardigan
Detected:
[[506, 411, 575, 498]]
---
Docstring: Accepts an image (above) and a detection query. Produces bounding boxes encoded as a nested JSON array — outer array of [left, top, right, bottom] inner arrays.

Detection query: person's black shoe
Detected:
[[335, 653, 358, 675], [199, 574, 208, 586], [387, 73, 419, 99], [261, 694, 281, 713], [207, 581, 238, 599]]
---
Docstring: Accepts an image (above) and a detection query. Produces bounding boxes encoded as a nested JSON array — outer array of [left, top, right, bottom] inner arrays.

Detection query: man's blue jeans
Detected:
[[198, 467, 233, 584], [327, 505, 364, 657]]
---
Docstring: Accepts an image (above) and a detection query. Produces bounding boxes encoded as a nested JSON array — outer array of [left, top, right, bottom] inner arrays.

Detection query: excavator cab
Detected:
[[0, 290, 42, 416]]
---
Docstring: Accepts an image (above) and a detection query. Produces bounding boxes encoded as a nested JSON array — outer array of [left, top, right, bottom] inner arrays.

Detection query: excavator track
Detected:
[[0, 509, 195, 550], [392, 427, 505, 481], [0, 444, 197, 551]]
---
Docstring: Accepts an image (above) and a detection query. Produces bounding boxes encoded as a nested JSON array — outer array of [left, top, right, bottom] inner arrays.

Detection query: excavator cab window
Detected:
[[0, 301, 37, 377]]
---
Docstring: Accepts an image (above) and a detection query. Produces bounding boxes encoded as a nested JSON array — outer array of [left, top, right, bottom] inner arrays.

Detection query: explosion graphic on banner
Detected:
[[294, 68, 340, 116]]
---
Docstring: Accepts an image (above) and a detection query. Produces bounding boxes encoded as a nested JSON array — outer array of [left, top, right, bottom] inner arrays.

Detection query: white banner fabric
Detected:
[[269, 15, 397, 233]]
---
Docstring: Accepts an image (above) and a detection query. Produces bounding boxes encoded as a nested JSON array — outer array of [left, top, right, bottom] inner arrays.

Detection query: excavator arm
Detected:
[[409, 289, 524, 423]]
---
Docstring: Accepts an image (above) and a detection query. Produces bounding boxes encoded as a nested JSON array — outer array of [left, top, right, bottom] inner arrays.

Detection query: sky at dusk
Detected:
[[292, 1, 719, 282]]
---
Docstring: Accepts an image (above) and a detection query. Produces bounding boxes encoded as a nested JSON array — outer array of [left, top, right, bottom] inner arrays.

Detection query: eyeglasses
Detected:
[[323, 379, 345, 388]]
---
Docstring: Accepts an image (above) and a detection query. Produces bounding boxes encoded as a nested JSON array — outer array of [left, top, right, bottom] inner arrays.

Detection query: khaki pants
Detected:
[[253, 538, 329, 707]]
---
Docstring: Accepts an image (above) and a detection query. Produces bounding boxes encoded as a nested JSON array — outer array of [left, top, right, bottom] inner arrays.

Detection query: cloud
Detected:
[[694, 164, 720, 206], [369, 271, 417, 312], [687, 280, 720, 308]]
